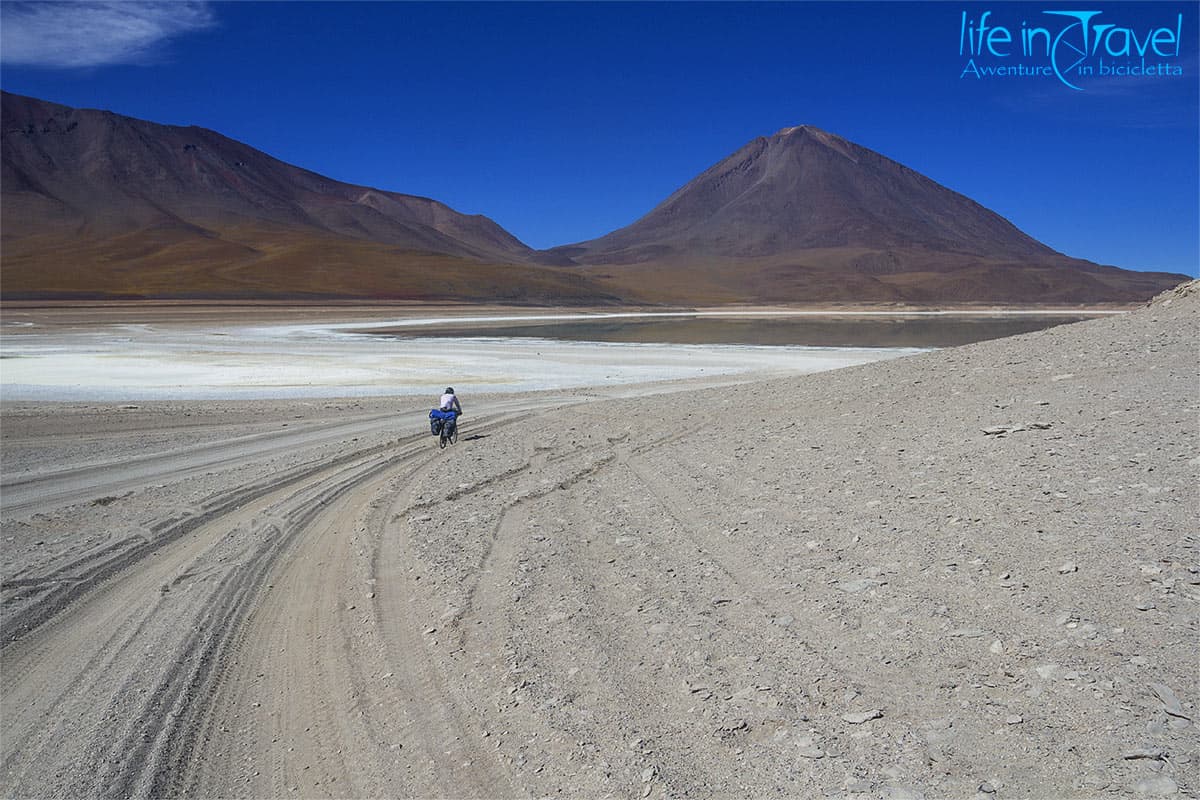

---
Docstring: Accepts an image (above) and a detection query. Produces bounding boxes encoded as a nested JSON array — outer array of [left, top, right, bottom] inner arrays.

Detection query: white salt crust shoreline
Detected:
[[1, 313, 927, 401]]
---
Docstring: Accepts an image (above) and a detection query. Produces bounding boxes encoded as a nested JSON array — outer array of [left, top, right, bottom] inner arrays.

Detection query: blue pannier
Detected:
[[429, 407, 457, 436]]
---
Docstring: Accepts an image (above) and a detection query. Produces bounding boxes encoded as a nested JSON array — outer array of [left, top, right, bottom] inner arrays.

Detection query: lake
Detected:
[[363, 312, 1102, 348]]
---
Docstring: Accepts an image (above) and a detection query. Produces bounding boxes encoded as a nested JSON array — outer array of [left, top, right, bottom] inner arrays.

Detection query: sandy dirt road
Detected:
[[1, 392, 568, 797], [1, 285, 1196, 798]]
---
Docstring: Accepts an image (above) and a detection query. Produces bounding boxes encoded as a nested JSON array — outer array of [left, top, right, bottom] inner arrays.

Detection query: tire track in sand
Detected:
[[0, 430, 432, 798], [179, 414, 533, 798]]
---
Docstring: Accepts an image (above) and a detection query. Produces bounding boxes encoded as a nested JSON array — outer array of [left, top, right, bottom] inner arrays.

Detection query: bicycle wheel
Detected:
[[439, 429, 448, 449], [448, 424, 458, 445]]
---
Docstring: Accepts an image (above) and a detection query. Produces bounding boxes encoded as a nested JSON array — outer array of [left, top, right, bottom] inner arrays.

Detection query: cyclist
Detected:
[[439, 387, 462, 415]]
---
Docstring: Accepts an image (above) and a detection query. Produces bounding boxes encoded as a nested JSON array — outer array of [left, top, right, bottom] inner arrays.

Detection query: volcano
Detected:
[[547, 126, 1186, 304]]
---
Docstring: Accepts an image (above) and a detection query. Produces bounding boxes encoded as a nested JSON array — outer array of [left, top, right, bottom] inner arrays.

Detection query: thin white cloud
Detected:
[[1, 1, 215, 68]]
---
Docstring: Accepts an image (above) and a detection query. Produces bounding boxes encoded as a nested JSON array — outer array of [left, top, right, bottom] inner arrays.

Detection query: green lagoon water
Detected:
[[370, 314, 1098, 349]]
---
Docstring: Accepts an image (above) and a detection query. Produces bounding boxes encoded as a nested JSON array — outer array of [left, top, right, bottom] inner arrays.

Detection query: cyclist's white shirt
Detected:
[[440, 393, 459, 410]]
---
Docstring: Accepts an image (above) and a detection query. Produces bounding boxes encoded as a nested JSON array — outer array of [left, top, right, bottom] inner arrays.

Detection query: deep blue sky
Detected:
[[2, 1, 1197, 274]]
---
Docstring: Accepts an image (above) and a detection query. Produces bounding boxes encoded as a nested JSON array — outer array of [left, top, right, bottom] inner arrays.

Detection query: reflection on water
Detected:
[[369, 315, 1094, 348]]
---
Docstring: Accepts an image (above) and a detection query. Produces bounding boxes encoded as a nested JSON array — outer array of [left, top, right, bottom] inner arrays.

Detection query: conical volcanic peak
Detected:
[[772, 124, 849, 147], [542, 124, 1188, 303], [554, 124, 1056, 265]]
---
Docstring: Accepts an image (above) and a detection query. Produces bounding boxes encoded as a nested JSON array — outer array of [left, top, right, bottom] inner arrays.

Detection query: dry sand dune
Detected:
[[1, 283, 1196, 798]]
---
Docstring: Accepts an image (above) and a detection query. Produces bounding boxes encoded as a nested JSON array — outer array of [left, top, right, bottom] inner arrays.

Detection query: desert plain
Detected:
[[1, 286, 1197, 799]]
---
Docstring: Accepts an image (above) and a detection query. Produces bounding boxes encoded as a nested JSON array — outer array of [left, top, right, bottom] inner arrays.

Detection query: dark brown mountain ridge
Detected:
[[1, 91, 615, 303], [1, 92, 1187, 304], [2, 92, 531, 261]]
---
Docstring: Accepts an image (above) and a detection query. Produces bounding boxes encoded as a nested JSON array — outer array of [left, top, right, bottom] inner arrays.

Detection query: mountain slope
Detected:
[[548, 126, 1187, 304], [1, 95, 1186, 305], [0, 92, 616, 303]]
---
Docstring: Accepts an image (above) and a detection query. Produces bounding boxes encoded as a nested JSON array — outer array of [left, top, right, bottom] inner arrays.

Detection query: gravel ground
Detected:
[[1, 283, 1195, 799]]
